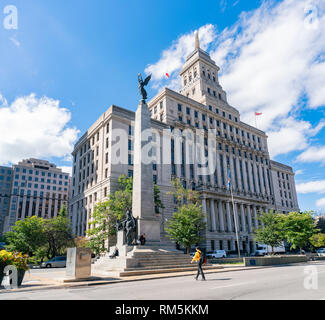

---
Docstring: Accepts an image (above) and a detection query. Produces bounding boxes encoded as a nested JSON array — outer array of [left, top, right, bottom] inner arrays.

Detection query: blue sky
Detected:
[[0, 0, 325, 212]]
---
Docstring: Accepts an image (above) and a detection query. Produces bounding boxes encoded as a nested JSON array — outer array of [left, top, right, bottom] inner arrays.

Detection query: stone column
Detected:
[[253, 163, 260, 194], [226, 201, 233, 232], [202, 198, 208, 224], [230, 155, 236, 190], [236, 158, 242, 192], [35, 197, 40, 217], [210, 199, 217, 232], [242, 160, 248, 192], [21, 196, 27, 219], [216, 152, 222, 188], [132, 100, 160, 242], [259, 165, 265, 195], [247, 205, 253, 233], [54, 196, 58, 218], [48, 198, 53, 218], [240, 203, 246, 232], [233, 202, 240, 234], [231, 239, 236, 251], [263, 167, 270, 195], [248, 162, 254, 193], [253, 205, 259, 228], [252, 241, 257, 253], [246, 240, 250, 254], [218, 200, 225, 232], [223, 154, 228, 188]]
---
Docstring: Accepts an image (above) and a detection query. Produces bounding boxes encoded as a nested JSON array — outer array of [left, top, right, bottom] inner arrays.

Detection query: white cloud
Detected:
[[145, 24, 216, 90], [316, 198, 325, 207], [146, 0, 325, 157], [267, 118, 325, 157], [297, 145, 325, 164], [9, 37, 20, 47], [58, 166, 72, 176], [296, 180, 325, 194], [295, 169, 304, 175], [0, 94, 79, 166]]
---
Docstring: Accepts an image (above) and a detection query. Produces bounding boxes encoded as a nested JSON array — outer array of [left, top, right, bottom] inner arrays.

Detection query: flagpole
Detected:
[[228, 166, 241, 258], [230, 184, 241, 259], [255, 114, 257, 129]]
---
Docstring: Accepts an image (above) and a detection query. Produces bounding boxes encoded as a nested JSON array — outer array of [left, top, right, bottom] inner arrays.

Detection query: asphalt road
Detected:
[[1, 261, 325, 300]]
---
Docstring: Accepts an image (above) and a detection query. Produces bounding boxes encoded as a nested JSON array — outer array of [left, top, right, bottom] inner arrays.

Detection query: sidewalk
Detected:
[[0, 264, 267, 293]]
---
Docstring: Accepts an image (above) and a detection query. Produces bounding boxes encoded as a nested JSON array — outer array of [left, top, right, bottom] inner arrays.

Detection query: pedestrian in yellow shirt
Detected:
[[191, 247, 206, 281]]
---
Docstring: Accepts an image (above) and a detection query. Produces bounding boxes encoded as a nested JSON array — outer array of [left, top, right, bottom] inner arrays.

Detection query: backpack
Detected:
[[200, 251, 206, 265]]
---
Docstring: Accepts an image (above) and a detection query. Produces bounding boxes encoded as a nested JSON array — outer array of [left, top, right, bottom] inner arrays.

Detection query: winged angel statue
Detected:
[[138, 73, 152, 102]]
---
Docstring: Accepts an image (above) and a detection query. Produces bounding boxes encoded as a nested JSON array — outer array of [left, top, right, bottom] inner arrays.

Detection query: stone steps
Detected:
[[93, 245, 205, 276], [94, 257, 192, 267], [123, 263, 203, 270]]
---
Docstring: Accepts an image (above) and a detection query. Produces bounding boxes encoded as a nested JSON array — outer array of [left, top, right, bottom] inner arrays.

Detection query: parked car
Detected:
[[316, 248, 325, 256], [206, 250, 227, 259], [41, 256, 66, 268]]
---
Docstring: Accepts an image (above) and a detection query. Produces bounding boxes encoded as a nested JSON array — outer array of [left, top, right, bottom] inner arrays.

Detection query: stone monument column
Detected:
[[132, 74, 160, 243]]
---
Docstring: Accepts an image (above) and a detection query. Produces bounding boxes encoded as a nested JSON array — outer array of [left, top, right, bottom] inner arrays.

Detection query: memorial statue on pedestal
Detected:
[[138, 73, 151, 102], [118, 209, 137, 246]]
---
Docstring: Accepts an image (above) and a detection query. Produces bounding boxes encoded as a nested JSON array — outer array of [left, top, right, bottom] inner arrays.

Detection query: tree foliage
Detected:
[[165, 179, 205, 252], [5, 205, 74, 260], [5, 216, 46, 256], [310, 233, 325, 249], [280, 211, 317, 253], [254, 211, 284, 254], [165, 204, 206, 253], [43, 206, 74, 259], [154, 184, 165, 213], [168, 178, 200, 205]]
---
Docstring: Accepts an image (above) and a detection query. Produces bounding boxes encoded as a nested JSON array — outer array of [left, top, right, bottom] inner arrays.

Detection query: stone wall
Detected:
[[244, 255, 308, 266]]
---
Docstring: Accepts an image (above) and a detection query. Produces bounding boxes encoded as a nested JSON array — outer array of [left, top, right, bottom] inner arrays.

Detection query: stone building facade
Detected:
[[0, 166, 13, 235], [3, 159, 70, 233], [70, 34, 299, 253]]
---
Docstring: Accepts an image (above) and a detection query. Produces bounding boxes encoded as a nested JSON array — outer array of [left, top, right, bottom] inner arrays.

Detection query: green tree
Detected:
[[165, 203, 206, 253], [168, 178, 200, 206], [280, 211, 317, 253], [310, 233, 325, 249], [165, 179, 205, 252], [86, 201, 112, 256], [5, 216, 46, 256], [254, 211, 284, 254], [74, 236, 89, 248], [43, 207, 74, 259], [154, 184, 165, 213]]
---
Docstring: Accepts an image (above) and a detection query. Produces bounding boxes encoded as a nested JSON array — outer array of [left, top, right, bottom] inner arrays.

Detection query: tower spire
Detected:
[[195, 30, 200, 49]]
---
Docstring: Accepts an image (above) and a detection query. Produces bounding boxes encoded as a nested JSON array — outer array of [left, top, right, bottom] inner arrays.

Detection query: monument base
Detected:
[[137, 217, 161, 243]]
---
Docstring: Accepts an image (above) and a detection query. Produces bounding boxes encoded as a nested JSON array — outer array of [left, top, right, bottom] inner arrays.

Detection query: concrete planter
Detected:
[[2, 268, 26, 287], [244, 255, 308, 266], [0, 263, 5, 286]]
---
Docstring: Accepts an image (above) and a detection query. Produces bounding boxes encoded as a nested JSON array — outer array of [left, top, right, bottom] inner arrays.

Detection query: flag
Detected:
[[227, 168, 231, 190], [165, 73, 170, 79], [255, 112, 263, 116]]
